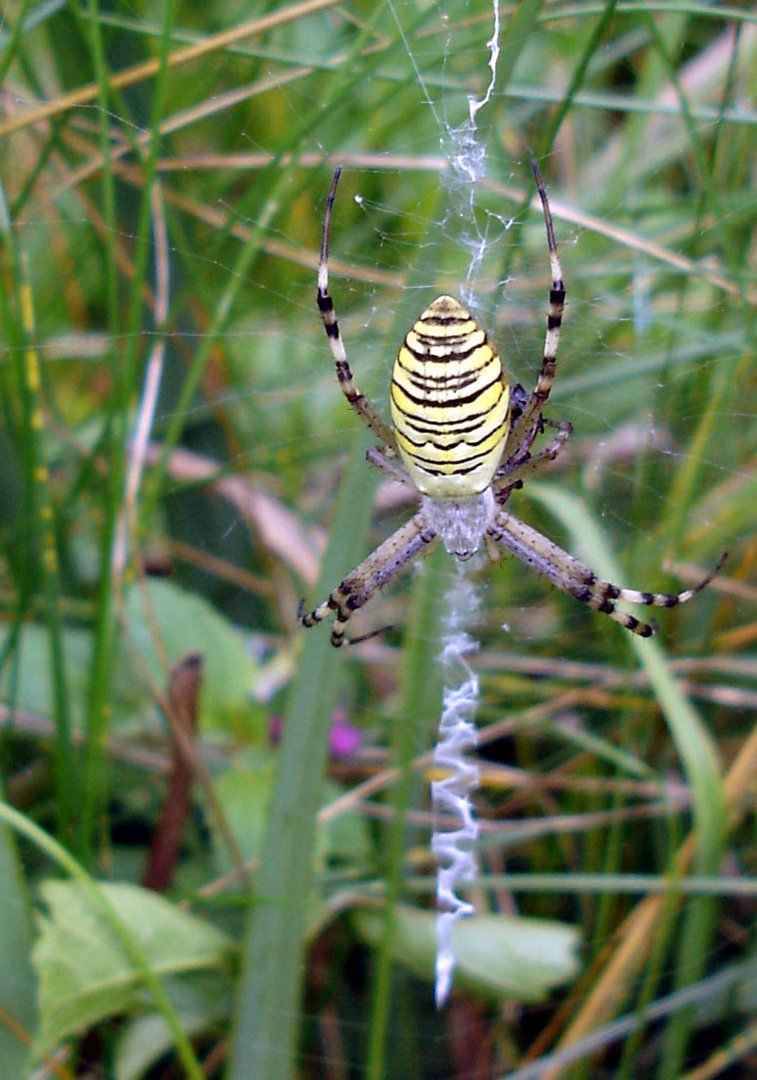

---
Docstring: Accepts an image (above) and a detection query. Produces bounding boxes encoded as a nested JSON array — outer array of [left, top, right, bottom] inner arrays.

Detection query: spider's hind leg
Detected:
[[487, 508, 726, 638], [594, 550, 728, 615], [569, 552, 727, 636]]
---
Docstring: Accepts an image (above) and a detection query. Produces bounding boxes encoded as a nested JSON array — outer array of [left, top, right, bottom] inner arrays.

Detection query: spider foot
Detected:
[[344, 623, 394, 646], [297, 597, 324, 628], [694, 550, 729, 594]]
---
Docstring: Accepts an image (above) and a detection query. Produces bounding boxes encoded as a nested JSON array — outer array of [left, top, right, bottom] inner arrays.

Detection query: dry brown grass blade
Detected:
[[0, 0, 341, 138], [482, 178, 741, 297]]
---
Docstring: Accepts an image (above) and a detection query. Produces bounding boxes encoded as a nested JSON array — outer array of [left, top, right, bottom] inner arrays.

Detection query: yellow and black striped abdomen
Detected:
[[390, 295, 510, 498]]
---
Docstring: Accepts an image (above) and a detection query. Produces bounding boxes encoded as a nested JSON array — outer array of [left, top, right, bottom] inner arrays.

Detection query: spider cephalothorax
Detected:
[[300, 164, 725, 646]]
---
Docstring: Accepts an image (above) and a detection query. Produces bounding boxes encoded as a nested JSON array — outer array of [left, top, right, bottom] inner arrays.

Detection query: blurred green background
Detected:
[[0, 2, 754, 1078]]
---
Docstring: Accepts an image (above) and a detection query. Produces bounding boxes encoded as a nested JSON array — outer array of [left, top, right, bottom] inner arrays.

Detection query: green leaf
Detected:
[[355, 904, 580, 1003], [33, 880, 234, 1057], [119, 579, 264, 740], [213, 753, 277, 871], [0, 621, 91, 727], [114, 975, 230, 1080], [320, 778, 373, 868], [0, 579, 265, 742]]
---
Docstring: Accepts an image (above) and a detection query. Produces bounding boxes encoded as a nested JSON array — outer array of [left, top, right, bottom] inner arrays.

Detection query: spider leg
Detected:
[[318, 169, 399, 451], [501, 160, 566, 464], [494, 420, 573, 499], [299, 512, 437, 646], [366, 445, 413, 485], [487, 508, 726, 637]]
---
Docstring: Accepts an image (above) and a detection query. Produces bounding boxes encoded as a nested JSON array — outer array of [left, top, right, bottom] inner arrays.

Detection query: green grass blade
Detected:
[[229, 427, 376, 1080], [0, 782, 36, 1077], [528, 481, 728, 1077], [528, 482, 727, 867]]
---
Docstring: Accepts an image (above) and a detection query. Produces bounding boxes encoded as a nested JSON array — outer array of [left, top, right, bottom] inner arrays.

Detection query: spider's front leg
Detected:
[[299, 513, 437, 646], [317, 168, 399, 452], [501, 160, 566, 466]]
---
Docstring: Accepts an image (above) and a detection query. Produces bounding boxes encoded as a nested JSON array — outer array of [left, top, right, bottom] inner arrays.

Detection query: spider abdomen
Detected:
[[390, 295, 510, 498]]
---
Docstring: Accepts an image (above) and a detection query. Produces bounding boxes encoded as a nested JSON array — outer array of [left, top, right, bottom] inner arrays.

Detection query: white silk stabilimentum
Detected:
[[431, 0, 501, 1009], [431, 567, 482, 1008]]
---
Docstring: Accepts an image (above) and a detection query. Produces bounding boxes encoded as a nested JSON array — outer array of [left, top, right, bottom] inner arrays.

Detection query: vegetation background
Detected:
[[0, 1, 754, 1078]]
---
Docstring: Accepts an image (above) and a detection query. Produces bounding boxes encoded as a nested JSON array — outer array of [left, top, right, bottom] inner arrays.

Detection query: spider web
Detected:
[[1, 3, 751, 1078]]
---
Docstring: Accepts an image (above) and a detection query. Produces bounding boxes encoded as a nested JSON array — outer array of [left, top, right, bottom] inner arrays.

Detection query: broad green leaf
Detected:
[[119, 578, 265, 740], [33, 880, 233, 1057], [213, 753, 277, 872], [0, 622, 91, 727], [0, 579, 265, 742], [115, 974, 230, 1080], [320, 778, 373, 868], [355, 904, 580, 1003]]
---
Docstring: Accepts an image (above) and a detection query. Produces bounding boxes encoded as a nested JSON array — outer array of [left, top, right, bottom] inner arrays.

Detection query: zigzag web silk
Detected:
[[388, 0, 502, 1008]]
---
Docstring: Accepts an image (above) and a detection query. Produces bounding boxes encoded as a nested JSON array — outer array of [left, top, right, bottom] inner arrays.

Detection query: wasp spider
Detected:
[[300, 164, 726, 647]]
